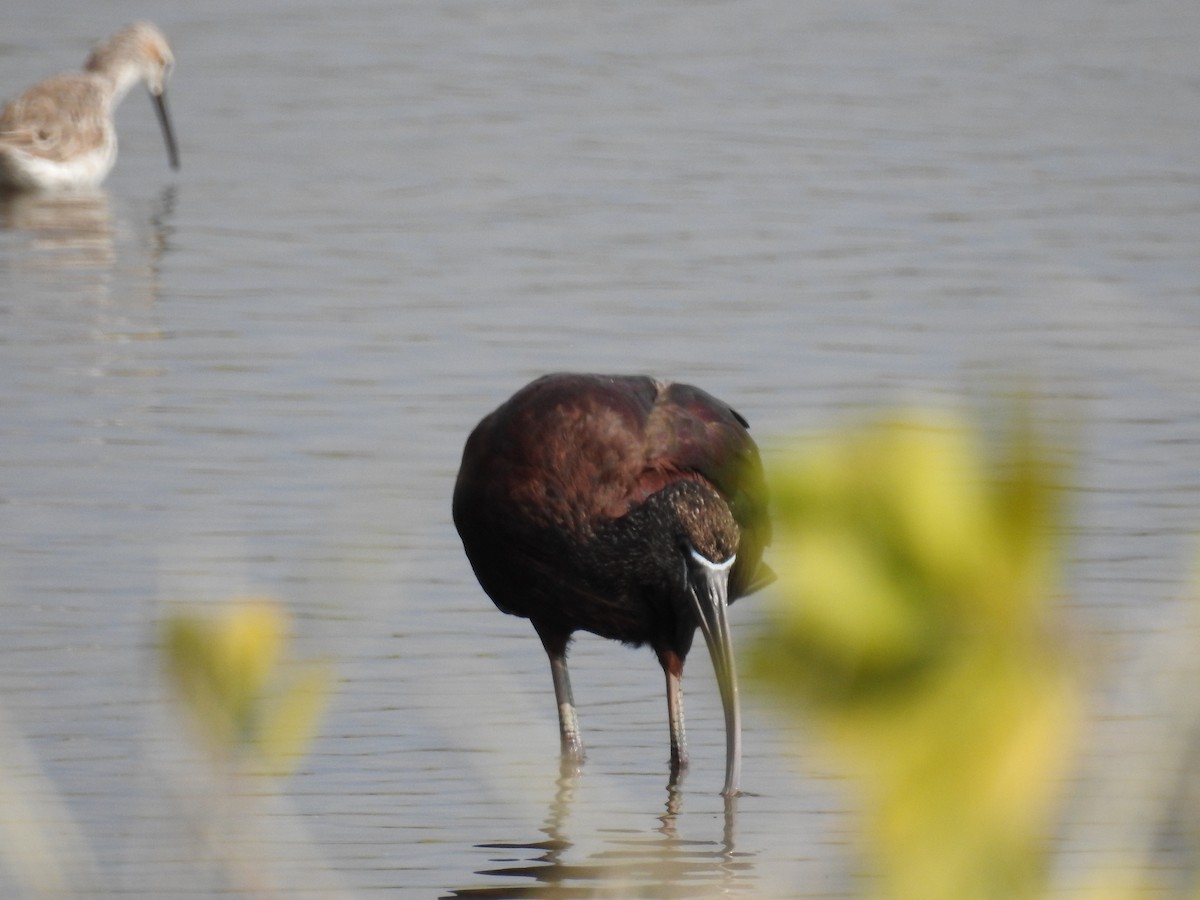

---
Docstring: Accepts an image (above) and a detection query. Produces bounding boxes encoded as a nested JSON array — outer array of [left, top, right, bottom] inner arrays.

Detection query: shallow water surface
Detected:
[[1, 0, 1199, 895]]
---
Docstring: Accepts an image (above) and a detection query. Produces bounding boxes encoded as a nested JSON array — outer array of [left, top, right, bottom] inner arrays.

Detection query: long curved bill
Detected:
[[151, 89, 180, 171], [687, 549, 741, 796]]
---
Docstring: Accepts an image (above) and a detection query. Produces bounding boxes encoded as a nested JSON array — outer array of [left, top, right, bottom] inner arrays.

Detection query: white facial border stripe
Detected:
[[688, 547, 736, 572]]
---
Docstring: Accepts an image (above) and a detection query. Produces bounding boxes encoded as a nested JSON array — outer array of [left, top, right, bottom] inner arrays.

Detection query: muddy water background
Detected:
[[1, 0, 1199, 895]]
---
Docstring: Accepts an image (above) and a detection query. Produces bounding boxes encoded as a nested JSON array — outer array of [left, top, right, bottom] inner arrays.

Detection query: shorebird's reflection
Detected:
[[446, 761, 752, 898], [1, 185, 175, 279], [0, 189, 116, 268]]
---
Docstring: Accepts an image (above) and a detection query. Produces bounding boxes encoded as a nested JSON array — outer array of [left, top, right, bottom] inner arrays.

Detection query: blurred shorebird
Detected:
[[0, 22, 179, 192]]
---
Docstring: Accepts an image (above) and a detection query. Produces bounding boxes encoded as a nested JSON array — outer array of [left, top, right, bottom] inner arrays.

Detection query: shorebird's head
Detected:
[[86, 23, 179, 171], [86, 23, 174, 100]]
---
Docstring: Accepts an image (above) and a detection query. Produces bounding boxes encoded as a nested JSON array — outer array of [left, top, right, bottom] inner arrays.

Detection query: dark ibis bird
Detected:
[[452, 373, 771, 795]]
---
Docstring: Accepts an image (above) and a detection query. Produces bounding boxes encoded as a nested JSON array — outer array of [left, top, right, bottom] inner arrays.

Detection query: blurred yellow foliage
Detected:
[[162, 599, 330, 775], [750, 407, 1079, 900]]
